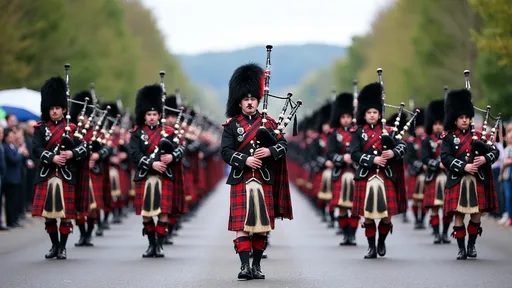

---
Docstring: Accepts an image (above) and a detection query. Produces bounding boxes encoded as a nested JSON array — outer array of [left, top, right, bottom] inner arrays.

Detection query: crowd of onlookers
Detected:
[[0, 114, 37, 231], [492, 122, 512, 226]]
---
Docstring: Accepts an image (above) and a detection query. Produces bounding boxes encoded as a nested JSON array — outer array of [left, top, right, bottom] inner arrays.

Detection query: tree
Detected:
[[469, 0, 512, 67]]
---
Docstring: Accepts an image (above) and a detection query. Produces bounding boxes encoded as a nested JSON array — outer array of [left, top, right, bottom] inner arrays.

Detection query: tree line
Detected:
[[296, 0, 512, 119], [0, 0, 196, 113]]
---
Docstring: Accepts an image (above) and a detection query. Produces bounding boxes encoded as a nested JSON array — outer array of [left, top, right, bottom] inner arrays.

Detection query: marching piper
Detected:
[[32, 71, 89, 260], [405, 108, 427, 229], [221, 61, 293, 280], [129, 82, 186, 258], [350, 79, 408, 259], [327, 92, 359, 245], [441, 74, 499, 260], [421, 99, 451, 244]]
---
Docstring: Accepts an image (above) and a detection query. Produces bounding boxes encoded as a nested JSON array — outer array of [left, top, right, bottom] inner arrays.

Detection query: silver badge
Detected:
[[141, 133, 148, 144], [237, 135, 244, 142], [237, 127, 245, 135], [454, 137, 460, 145], [413, 143, 419, 150], [45, 127, 52, 141], [346, 142, 350, 147], [319, 139, 325, 147], [362, 133, 368, 141], [337, 133, 343, 142]]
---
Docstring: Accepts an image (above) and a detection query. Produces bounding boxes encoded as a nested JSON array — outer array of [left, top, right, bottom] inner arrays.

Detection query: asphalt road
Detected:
[[1, 180, 512, 288]]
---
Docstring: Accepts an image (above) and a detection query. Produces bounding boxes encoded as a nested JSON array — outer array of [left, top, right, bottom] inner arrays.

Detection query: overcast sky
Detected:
[[139, 0, 394, 55]]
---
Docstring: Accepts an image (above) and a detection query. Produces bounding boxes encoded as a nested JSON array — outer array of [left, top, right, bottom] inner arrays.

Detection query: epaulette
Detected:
[[34, 121, 43, 127], [222, 118, 234, 127], [129, 126, 139, 133], [349, 126, 358, 133], [440, 131, 448, 139]]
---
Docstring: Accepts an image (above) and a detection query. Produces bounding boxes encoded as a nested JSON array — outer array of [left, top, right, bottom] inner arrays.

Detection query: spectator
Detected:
[[500, 131, 512, 225], [5, 114, 18, 130], [24, 121, 37, 213], [0, 126, 7, 231], [2, 127, 27, 228]]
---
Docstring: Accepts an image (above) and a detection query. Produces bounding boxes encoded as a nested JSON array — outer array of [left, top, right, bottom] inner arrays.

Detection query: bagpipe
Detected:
[[463, 70, 501, 163], [255, 45, 303, 148]]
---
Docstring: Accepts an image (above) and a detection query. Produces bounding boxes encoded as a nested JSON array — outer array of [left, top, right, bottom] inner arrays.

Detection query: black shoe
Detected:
[[75, 235, 86, 247], [112, 217, 122, 224], [364, 245, 377, 259], [377, 240, 386, 257], [433, 233, 442, 244], [57, 248, 67, 260], [457, 248, 467, 260], [102, 222, 110, 230], [467, 245, 477, 258], [321, 214, 327, 223], [142, 244, 156, 258], [95, 226, 104, 237], [441, 233, 451, 244], [327, 221, 335, 228], [402, 214, 409, 223], [0, 225, 9, 231], [155, 235, 165, 258], [348, 234, 357, 246], [251, 264, 265, 279], [163, 235, 173, 245], [414, 222, 426, 230], [45, 245, 59, 259], [238, 263, 253, 280], [340, 234, 351, 246], [84, 234, 94, 247], [335, 228, 344, 235]]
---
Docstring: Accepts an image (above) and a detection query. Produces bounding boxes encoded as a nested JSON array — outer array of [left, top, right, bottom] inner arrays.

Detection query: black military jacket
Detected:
[[129, 124, 185, 181], [350, 123, 407, 182], [221, 112, 287, 185], [32, 119, 88, 185], [441, 128, 499, 188], [421, 134, 443, 183]]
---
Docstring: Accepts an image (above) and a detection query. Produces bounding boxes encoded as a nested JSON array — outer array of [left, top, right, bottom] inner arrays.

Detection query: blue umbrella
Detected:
[[0, 88, 41, 121], [0, 106, 39, 121]]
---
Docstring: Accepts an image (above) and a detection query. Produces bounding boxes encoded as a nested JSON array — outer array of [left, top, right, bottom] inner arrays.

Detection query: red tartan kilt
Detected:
[[312, 171, 323, 197], [102, 165, 112, 212], [423, 174, 441, 208], [184, 169, 195, 204], [330, 167, 355, 207], [406, 175, 417, 199], [32, 179, 77, 219], [351, 171, 400, 217], [228, 170, 275, 232], [118, 168, 131, 196], [134, 176, 181, 215], [444, 178, 497, 214], [90, 173, 105, 209], [331, 177, 342, 206]]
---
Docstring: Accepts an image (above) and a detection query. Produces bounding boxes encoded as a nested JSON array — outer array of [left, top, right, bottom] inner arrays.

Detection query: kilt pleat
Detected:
[[102, 161, 112, 212], [351, 171, 400, 217], [406, 175, 417, 199], [90, 173, 105, 209], [228, 170, 275, 232], [32, 178, 77, 219], [423, 173, 443, 208], [330, 167, 355, 207]]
